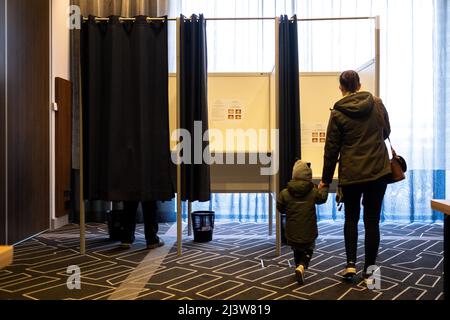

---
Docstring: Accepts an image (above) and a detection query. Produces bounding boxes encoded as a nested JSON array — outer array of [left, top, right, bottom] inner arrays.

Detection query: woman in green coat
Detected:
[[320, 70, 391, 286]]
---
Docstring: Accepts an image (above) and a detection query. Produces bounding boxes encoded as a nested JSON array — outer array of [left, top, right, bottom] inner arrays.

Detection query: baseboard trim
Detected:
[[51, 215, 69, 230]]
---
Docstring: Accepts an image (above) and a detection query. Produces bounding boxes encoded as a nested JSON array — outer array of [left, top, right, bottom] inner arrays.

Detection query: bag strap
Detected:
[[387, 137, 397, 157], [374, 98, 397, 157]]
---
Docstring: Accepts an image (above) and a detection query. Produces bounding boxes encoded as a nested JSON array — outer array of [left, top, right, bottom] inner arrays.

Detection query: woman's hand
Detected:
[[319, 181, 329, 189]]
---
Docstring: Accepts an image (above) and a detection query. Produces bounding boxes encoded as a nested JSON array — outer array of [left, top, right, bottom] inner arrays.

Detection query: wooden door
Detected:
[[55, 78, 73, 218], [6, 0, 50, 244]]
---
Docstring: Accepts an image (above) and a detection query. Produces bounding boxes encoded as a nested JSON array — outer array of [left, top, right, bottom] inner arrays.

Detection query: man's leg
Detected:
[[121, 201, 139, 245], [142, 201, 161, 246]]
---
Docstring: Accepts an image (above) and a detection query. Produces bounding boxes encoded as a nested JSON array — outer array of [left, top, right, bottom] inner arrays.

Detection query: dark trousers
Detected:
[[120, 201, 159, 245], [292, 242, 315, 269], [342, 177, 388, 271]]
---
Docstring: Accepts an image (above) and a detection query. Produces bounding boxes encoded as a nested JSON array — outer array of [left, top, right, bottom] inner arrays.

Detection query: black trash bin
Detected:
[[191, 211, 215, 243], [281, 213, 287, 245]]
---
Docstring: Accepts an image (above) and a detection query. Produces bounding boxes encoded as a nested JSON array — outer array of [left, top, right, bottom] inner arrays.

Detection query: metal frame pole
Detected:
[[268, 72, 273, 237], [78, 53, 86, 256], [268, 193, 273, 236], [176, 17, 183, 257], [274, 17, 281, 256], [187, 201, 192, 237], [83, 16, 376, 23], [375, 16, 381, 97]]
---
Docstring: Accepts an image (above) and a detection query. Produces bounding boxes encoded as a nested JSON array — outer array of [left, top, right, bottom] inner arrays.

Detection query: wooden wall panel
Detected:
[[7, 0, 50, 244], [55, 78, 72, 218], [0, 0, 5, 245]]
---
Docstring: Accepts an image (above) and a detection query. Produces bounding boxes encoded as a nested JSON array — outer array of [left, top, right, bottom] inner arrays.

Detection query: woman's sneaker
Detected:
[[342, 262, 357, 280], [362, 267, 380, 287], [363, 272, 376, 287], [295, 265, 305, 285]]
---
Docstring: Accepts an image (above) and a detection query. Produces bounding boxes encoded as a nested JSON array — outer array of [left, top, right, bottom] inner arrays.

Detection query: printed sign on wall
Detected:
[[211, 99, 245, 122], [301, 123, 327, 148]]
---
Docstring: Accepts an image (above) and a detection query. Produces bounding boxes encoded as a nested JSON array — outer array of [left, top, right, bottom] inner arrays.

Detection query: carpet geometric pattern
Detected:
[[0, 222, 444, 300]]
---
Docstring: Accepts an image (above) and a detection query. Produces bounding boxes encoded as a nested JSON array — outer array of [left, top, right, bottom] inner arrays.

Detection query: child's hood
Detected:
[[292, 160, 313, 181], [287, 180, 314, 198]]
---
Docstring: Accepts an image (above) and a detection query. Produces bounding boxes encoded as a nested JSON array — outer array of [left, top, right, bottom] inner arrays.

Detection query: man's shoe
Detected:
[[342, 262, 357, 280], [295, 265, 305, 285], [120, 243, 132, 249], [147, 239, 165, 250]]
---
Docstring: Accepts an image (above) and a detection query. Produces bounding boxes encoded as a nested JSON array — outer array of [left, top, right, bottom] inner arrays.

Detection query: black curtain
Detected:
[[278, 15, 301, 191], [71, 1, 165, 170], [81, 15, 174, 202], [179, 14, 211, 202]]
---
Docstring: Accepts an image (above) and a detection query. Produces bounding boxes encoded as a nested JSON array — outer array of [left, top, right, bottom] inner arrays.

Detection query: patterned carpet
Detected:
[[0, 221, 444, 300]]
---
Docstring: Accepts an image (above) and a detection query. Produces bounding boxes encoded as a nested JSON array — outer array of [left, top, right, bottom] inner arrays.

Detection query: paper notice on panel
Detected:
[[302, 123, 327, 148], [211, 100, 227, 122], [211, 99, 245, 122]]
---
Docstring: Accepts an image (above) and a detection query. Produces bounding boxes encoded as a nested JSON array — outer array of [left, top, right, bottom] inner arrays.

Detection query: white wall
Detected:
[[50, 0, 70, 229], [52, 0, 70, 85]]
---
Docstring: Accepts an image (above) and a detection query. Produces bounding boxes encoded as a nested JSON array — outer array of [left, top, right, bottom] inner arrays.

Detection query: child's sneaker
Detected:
[[342, 262, 357, 280], [295, 265, 305, 285]]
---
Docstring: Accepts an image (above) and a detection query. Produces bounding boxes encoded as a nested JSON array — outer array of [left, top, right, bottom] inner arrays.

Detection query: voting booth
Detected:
[[79, 16, 380, 257]]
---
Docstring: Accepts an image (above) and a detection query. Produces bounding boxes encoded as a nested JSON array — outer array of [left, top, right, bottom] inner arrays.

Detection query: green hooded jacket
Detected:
[[277, 180, 329, 246], [322, 91, 392, 186]]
